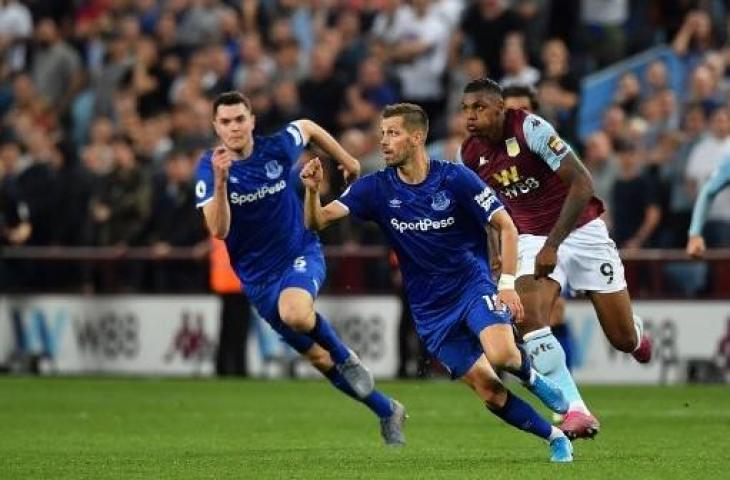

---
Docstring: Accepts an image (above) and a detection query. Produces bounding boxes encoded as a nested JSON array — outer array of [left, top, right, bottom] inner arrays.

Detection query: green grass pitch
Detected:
[[1, 378, 728, 479]]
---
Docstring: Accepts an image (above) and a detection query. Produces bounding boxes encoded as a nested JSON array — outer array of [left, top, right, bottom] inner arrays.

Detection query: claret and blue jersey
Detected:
[[195, 123, 320, 286], [336, 159, 510, 358]]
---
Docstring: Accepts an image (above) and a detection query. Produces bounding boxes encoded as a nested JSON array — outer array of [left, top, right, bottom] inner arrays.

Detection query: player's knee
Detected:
[[279, 304, 314, 331], [487, 347, 522, 373]]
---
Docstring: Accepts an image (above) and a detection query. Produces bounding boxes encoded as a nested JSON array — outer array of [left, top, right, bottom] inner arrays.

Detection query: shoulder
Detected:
[[196, 150, 214, 170]]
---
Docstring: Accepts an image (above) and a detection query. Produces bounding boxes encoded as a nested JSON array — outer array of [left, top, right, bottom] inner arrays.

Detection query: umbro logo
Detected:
[[389, 198, 402, 208], [230, 176, 239, 184]]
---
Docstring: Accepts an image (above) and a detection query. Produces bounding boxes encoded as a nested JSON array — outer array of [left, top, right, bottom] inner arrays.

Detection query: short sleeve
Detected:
[[195, 153, 215, 208], [335, 175, 376, 221], [522, 113, 572, 171], [275, 122, 307, 166], [452, 165, 504, 226]]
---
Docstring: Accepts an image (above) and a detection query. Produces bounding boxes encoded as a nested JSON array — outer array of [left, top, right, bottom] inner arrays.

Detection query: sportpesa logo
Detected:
[[390, 217, 455, 233], [230, 180, 286, 205]]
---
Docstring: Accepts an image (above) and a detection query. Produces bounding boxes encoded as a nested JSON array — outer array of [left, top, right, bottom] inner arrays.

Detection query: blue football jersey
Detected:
[[195, 123, 319, 284], [336, 160, 504, 333]]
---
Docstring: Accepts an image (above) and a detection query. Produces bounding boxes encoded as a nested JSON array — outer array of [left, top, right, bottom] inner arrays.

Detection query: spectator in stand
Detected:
[[338, 56, 399, 131], [499, 33, 540, 88], [299, 44, 347, 136], [658, 104, 707, 248], [146, 150, 208, 292], [89, 136, 151, 247], [602, 104, 629, 146], [610, 140, 662, 249], [582, 130, 618, 207], [537, 38, 579, 142], [0, 0, 33, 73], [372, 0, 451, 136], [614, 71, 642, 117], [30, 17, 83, 121], [578, 0, 628, 69], [453, 0, 524, 79]]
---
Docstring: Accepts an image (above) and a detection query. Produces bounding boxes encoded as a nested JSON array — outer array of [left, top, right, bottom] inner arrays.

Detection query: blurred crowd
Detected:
[[1, 0, 730, 293]]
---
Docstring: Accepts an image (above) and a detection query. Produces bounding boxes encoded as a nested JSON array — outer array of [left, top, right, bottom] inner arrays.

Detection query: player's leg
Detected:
[[460, 355, 573, 463], [516, 275, 595, 417], [477, 323, 567, 414], [566, 219, 652, 363], [277, 250, 375, 397], [587, 289, 651, 362], [269, 312, 406, 445], [462, 296, 567, 414], [431, 320, 571, 462]]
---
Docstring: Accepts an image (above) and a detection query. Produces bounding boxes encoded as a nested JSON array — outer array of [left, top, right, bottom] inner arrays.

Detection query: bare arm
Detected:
[[201, 148, 234, 239], [301, 158, 350, 230], [294, 119, 361, 180], [534, 152, 593, 279], [488, 209, 524, 322], [490, 209, 519, 276], [546, 152, 594, 249]]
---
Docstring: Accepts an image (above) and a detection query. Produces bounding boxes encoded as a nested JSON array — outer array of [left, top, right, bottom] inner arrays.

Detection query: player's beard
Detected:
[[386, 142, 413, 168]]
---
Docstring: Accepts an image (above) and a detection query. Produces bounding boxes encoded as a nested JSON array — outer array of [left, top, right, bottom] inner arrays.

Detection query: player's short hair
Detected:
[[503, 84, 540, 111], [213, 91, 253, 117], [382, 103, 429, 134], [463, 78, 503, 98]]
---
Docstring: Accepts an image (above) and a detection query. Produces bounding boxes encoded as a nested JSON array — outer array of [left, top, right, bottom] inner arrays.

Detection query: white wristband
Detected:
[[498, 274, 515, 291]]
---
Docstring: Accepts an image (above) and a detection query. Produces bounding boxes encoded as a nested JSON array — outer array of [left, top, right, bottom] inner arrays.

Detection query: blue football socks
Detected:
[[324, 368, 394, 418], [309, 313, 350, 364], [488, 391, 552, 440]]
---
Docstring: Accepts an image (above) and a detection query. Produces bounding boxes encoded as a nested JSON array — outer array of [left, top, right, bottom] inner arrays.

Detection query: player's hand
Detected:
[[534, 245, 558, 279], [300, 157, 324, 191], [687, 235, 706, 258], [212, 147, 234, 182], [496, 289, 524, 323]]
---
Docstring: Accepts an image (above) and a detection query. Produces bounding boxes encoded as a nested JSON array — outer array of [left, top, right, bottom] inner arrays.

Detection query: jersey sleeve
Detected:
[[194, 153, 215, 208], [274, 122, 307, 166], [334, 175, 376, 221], [689, 156, 730, 236], [452, 164, 504, 226], [522, 113, 572, 171]]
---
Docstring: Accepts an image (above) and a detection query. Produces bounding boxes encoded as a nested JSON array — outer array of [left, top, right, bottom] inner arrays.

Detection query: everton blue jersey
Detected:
[[337, 160, 504, 332], [195, 123, 319, 284]]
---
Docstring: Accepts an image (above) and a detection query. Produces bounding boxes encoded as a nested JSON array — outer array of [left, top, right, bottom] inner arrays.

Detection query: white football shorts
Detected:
[[516, 218, 627, 293]]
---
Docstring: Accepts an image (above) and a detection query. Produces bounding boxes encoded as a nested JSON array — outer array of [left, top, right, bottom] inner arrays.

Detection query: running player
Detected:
[[195, 91, 405, 445], [302, 103, 574, 463], [458, 78, 652, 440]]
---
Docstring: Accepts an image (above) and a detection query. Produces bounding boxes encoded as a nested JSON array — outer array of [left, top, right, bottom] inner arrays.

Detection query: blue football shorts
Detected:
[[244, 244, 326, 354]]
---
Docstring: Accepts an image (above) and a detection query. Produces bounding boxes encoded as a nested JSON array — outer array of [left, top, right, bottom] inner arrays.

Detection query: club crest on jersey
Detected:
[[265, 160, 283, 179], [389, 198, 402, 208], [195, 180, 206, 198], [505, 137, 520, 157], [430, 191, 451, 211]]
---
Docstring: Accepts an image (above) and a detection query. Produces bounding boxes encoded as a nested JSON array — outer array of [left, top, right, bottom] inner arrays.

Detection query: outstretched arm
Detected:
[[489, 209, 524, 322], [687, 158, 730, 258], [294, 119, 361, 182], [301, 158, 350, 231]]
